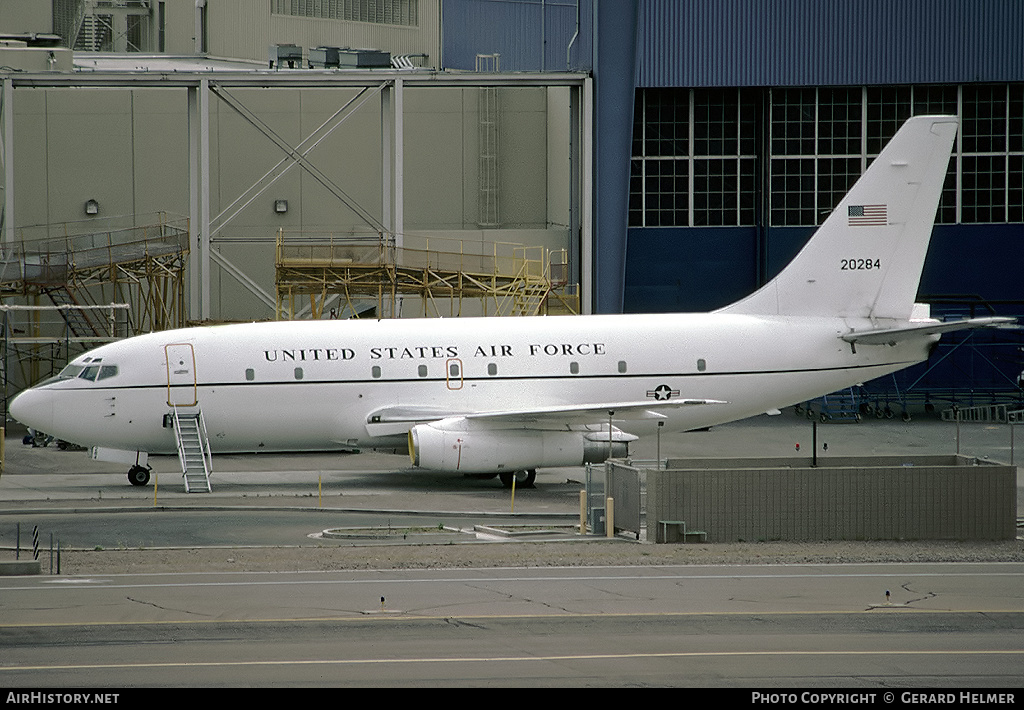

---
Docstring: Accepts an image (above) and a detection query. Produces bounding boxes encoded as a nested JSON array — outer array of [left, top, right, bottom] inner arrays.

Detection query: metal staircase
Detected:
[[172, 407, 213, 493], [43, 286, 101, 338]]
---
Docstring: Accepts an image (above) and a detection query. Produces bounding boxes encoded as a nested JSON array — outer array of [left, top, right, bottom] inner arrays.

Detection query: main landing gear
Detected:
[[462, 470, 538, 488], [498, 469, 536, 489], [128, 465, 151, 486]]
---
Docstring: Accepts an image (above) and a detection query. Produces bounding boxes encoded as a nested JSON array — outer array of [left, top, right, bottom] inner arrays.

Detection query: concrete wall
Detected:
[[0, 1, 51, 34], [205, 0, 441, 68], [646, 456, 1017, 542]]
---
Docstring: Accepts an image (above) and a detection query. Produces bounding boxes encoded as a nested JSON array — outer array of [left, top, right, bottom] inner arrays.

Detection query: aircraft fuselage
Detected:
[[10, 312, 935, 458]]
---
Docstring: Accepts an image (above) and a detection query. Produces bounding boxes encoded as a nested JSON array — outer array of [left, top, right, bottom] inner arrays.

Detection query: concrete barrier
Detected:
[[0, 560, 41, 576], [647, 455, 1017, 542]]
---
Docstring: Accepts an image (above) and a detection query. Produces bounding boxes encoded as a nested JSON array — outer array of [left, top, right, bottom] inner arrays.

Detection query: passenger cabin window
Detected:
[[417, 365, 428, 378], [449, 362, 460, 378], [617, 360, 627, 373], [371, 365, 382, 379], [487, 363, 498, 376], [697, 358, 707, 372], [294, 367, 303, 380], [245, 368, 255, 381], [570, 361, 579, 374]]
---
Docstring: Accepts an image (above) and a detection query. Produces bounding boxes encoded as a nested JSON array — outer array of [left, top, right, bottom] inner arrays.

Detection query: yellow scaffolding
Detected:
[[275, 230, 579, 320], [0, 212, 189, 335], [0, 213, 188, 403]]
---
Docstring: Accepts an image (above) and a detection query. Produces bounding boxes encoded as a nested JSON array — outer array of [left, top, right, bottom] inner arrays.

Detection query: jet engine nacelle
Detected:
[[408, 419, 632, 473]]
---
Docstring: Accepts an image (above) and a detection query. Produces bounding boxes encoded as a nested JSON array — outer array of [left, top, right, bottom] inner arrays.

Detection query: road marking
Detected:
[[3, 649, 1023, 673], [1, 607, 1022, 630]]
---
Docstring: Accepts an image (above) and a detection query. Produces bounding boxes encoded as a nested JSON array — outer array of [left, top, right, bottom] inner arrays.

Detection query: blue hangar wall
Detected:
[[443, 0, 1024, 402], [621, 0, 1024, 403], [444, 0, 1024, 322], [624, 0, 1024, 318]]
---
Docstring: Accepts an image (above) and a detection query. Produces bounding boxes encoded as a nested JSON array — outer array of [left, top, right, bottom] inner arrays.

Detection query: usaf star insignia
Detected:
[[646, 384, 679, 401]]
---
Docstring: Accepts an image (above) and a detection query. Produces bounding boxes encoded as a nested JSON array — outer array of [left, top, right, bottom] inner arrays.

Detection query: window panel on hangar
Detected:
[[629, 83, 1024, 230]]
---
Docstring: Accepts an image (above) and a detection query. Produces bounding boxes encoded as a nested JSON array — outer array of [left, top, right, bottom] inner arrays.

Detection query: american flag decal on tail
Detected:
[[848, 204, 887, 226]]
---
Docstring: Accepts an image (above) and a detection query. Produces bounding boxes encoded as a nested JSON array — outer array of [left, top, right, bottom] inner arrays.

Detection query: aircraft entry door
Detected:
[[446, 358, 464, 390], [165, 343, 197, 406]]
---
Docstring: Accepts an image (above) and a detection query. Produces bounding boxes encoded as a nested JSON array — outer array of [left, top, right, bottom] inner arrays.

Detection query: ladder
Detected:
[[172, 407, 213, 492]]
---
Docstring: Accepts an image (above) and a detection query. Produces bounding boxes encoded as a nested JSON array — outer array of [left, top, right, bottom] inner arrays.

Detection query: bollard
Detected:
[[579, 490, 587, 534], [606, 497, 614, 539]]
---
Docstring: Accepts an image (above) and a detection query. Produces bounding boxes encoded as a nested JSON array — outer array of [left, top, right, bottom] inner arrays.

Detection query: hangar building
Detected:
[[1, 0, 1022, 409]]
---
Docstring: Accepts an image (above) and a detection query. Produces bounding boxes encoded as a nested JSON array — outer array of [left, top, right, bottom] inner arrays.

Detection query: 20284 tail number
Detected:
[[841, 258, 881, 270]]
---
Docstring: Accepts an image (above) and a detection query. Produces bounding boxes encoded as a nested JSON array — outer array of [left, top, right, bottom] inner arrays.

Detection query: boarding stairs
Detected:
[[814, 387, 863, 423], [172, 407, 213, 493]]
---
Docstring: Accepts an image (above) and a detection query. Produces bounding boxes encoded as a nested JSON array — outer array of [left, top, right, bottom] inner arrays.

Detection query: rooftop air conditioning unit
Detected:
[[269, 44, 302, 69], [337, 48, 391, 68]]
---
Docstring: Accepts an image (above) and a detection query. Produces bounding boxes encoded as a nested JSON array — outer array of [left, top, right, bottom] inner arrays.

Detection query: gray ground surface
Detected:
[[57, 538, 1024, 576], [4, 413, 1022, 575]]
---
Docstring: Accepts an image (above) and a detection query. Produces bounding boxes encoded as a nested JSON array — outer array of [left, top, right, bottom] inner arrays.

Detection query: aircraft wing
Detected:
[[459, 398, 725, 424], [364, 398, 725, 437], [841, 317, 1016, 346]]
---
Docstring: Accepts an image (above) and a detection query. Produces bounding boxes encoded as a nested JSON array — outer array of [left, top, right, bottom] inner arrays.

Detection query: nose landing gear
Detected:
[[128, 465, 151, 486]]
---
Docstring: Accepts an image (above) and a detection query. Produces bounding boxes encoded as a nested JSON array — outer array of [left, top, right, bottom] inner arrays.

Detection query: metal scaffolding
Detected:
[[275, 230, 579, 320], [0, 213, 188, 400]]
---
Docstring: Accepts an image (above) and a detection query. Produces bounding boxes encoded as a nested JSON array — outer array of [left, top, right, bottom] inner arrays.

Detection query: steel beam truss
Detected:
[[1, 70, 592, 322]]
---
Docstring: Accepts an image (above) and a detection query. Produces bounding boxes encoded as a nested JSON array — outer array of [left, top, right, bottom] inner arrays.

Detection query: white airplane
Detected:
[[9, 115, 1012, 488]]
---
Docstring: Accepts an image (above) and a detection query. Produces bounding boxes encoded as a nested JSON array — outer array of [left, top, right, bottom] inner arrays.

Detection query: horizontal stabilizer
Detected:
[[841, 317, 1016, 346]]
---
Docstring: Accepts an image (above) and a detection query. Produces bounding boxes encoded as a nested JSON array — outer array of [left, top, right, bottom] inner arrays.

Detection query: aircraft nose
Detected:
[[8, 387, 55, 433]]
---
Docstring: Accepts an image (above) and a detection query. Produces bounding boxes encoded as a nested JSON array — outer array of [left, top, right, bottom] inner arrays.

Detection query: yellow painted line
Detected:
[[2, 649, 1024, 673]]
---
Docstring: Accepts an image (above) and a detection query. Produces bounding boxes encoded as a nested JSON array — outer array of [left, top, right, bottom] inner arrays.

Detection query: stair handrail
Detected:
[[171, 407, 188, 476], [195, 408, 214, 480]]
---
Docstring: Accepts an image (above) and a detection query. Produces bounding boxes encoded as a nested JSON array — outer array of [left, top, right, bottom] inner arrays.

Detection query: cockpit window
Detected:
[[97, 365, 118, 380], [58, 364, 85, 379], [78, 364, 118, 382], [79, 366, 100, 381]]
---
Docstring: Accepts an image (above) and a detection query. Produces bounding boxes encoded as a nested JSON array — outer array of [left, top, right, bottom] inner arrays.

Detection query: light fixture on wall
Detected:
[[84, 199, 99, 216], [274, 199, 288, 214]]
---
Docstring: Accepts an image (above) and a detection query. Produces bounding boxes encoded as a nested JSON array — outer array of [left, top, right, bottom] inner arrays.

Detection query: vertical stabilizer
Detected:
[[718, 116, 958, 320]]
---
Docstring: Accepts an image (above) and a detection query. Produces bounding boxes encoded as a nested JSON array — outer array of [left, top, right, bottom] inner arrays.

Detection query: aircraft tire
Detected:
[[128, 465, 150, 487], [499, 470, 536, 488]]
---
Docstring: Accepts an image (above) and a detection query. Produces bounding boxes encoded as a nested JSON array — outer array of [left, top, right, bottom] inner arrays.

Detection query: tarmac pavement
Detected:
[[1, 410, 1022, 512]]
